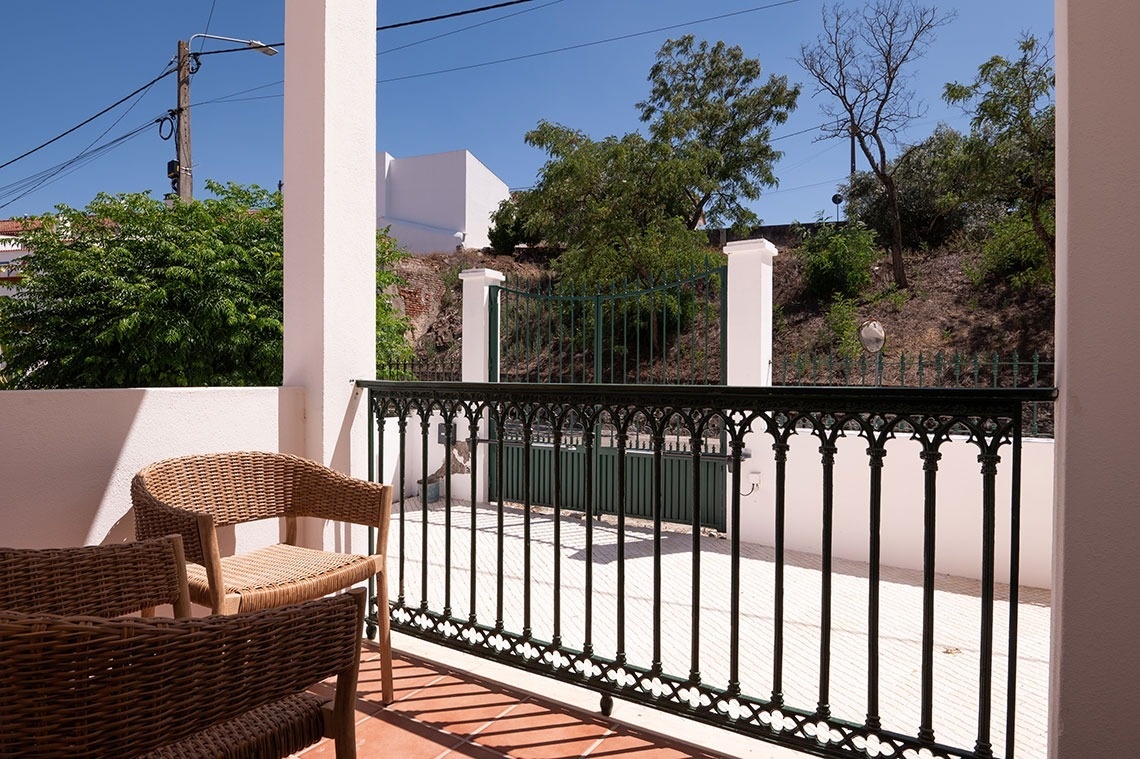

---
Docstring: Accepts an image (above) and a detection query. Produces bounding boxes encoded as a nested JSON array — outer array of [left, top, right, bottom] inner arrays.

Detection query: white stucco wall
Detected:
[[740, 434, 1054, 589], [463, 151, 511, 250], [0, 387, 304, 550], [377, 149, 510, 252], [1051, 1, 1140, 755]]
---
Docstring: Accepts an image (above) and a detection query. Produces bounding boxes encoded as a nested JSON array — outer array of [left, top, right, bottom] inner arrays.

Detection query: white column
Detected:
[[1051, 2, 1140, 756], [725, 238, 777, 544], [459, 268, 505, 507], [460, 268, 506, 383], [725, 238, 778, 386], [282, 0, 376, 482]]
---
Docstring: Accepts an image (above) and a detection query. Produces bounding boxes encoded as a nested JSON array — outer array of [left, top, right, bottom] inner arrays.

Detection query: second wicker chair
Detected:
[[132, 451, 395, 702]]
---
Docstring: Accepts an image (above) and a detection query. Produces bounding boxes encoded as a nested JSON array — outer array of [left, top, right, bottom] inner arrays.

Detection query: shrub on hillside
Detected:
[[795, 220, 878, 299], [972, 210, 1054, 292]]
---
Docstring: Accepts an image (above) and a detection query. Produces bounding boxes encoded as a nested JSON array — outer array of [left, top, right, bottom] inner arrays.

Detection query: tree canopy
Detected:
[[798, 0, 955, 288], [637, 34, 800, 230], [944, 33, 1056, 262], [492, 35, 799, 285], [0, 182, 410, 389]]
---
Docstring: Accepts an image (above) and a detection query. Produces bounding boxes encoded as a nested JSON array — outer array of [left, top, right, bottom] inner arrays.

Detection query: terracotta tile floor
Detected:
[[297, 642, 733, 758]]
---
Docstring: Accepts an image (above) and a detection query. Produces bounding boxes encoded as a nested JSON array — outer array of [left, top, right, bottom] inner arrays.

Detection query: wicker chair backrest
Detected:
[[135, 452, 299, 526], [0, 537, 187, 618]]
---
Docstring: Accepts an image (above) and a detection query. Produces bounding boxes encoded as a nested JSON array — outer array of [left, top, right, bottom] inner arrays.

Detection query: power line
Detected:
[[195, 0, 545, 57], [383, 0, 564, 56], [13, 64, 172, 207], [0, 68, 176, 173], [378, 0, 805, 84], [0, 120, 157, 209]]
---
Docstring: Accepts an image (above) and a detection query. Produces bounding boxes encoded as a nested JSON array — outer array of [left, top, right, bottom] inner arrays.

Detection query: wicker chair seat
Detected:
[[186, 543, 380, 613], [146, 692, 326, 758]]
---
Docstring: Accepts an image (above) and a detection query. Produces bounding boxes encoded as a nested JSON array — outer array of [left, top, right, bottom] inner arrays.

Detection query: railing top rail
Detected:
[[356, 378, 1057, 410]]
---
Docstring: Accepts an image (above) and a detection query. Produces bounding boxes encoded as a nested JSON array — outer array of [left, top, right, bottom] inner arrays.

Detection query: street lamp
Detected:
[[171, 34, 280, 202]]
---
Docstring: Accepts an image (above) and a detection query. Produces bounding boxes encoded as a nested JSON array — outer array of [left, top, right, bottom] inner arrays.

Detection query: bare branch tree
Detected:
[[799, 0, 955, 288]]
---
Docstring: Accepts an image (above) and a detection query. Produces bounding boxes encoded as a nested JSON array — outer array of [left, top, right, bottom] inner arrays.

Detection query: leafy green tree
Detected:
[[798, 0, 956, 288], [376, 227, 414, 366], [944, 33, 1055, 265], [637, 34, 800, 230], [0, 183, 410, 388], [842, 125, 1000, 250], [520, 122, 709, 286]]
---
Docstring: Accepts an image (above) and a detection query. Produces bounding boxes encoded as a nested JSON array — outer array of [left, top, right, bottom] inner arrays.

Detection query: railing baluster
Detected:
[[1006, 409, 1024, 759], [397, 414, 408, 607], [468, 409, 479, 625], [584, 415, 596, 657], [689, 420, 703, 684], [652, 427, 665, 675], [495, 407, 506, 632], [817, 435, 837, 719], [918, 447, 942, 743], [553, 420, 564, 647], [866, 436, 887, 730], [522, 415, 533, 639], [420, 412, 431, 612], [443, 414, 453, 618], [771, 439, 788, 707], [728, 436, 744, 695], [976, 447, 1001, 759], [616, 422, 628, 665]]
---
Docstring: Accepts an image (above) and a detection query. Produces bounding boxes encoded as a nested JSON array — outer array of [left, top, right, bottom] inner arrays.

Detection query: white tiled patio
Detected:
[[387, 498, 1050, 758]]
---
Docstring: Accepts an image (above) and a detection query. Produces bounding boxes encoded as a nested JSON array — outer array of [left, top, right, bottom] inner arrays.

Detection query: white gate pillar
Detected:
[[460, 268, 505, 506], [724, 238, 778, 545]]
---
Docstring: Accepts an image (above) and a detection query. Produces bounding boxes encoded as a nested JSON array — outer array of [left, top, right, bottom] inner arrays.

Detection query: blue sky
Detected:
[[0, 1, 1052, 226]]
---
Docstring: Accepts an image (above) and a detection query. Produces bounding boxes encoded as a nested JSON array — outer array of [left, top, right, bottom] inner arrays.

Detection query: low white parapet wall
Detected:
[[740, 433, 1054, 590], [0, 387, 305, 551]]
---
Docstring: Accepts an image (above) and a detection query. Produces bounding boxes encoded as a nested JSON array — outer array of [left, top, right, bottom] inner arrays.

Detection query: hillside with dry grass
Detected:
[[394, 242, 1054, 383]]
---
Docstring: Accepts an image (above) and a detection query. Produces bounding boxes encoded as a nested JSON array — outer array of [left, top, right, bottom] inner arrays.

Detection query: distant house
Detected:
[[0, 219, 28, 295], [377, 150, 509, 254]]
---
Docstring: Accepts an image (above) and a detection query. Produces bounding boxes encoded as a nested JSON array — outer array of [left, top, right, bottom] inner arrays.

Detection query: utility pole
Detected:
[[849, 121, 857, 178], [175, 39, 193, 202]]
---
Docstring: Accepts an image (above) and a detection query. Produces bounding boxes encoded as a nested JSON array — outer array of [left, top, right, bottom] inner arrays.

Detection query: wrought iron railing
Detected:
[[377, 355, 462, 382], [776, 352, 1054, 437], [359, 380, 1055, 759]]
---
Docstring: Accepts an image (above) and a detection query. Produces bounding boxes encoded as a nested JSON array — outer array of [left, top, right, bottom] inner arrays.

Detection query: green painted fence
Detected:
[[489, 263, 729, 530]]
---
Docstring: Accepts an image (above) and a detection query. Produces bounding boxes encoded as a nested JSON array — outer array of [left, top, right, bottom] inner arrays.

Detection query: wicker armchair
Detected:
[[132, 451, 394, 702], [0, 589, 366, 758], [0, 536, 191, 618]]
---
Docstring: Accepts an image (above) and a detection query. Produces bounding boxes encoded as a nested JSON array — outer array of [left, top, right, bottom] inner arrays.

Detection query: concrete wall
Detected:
[[741, 434, 1054, 589], [1051, 1, 1140, 755], [0, 387, 304, 550], [377, 149, 509, 253]]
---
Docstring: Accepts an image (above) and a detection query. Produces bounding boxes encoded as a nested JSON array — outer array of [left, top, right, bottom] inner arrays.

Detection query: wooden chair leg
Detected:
[[376, 571, 394, 704]]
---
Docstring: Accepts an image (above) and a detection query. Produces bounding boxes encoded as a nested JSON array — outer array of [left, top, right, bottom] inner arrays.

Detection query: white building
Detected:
[[0, 220, 28, 296], [376, 149, 509, 254]]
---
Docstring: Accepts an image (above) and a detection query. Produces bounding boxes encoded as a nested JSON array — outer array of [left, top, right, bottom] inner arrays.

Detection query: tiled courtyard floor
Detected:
[[308, 496, 1051, 757]]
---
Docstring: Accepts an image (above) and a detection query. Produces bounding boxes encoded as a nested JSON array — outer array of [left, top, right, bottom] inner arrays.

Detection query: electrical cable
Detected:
[[377, 0, 804, 84], [194, 0, 546, 57], [0, 68, 176, 173], [382, 0, 564, 56], [196, 0, 219, 53], [12, 63, 172, 206], [0, 120, 157, 209]]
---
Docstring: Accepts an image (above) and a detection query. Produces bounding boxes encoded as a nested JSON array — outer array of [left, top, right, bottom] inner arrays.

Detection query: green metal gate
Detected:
[[488, 263, 729, 530]]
